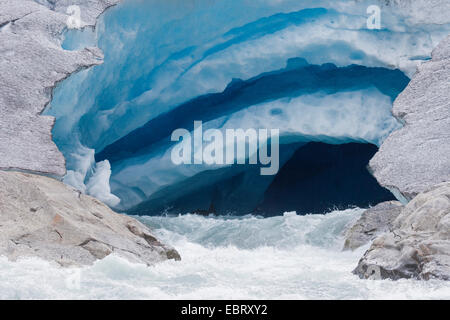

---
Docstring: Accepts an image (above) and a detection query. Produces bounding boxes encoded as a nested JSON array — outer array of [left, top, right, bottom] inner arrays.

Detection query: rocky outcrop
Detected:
[[0, 0, 120, 177], [354, 183, 450, 280], [358, 32, 450, 281], [0, 171, 180, 266], [370, 35, 450, 200], [343, 201, 403, 251]]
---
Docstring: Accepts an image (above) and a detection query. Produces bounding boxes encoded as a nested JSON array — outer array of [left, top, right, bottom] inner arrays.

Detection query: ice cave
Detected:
[[46, 0, 449, 216]]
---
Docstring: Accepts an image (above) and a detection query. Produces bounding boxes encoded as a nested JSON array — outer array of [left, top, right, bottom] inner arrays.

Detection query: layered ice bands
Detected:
[[45, 0, 450, 214]]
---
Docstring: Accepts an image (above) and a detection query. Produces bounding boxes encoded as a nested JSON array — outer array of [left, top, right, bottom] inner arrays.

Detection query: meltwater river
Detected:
[[0, 209, 449, 299]]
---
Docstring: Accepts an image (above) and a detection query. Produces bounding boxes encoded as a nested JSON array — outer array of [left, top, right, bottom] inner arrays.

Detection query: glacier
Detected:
[[45, 0, 450, 215]]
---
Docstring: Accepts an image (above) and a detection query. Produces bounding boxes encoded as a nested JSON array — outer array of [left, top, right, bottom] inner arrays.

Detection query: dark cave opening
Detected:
[[128, 142, 395, 216], [257, 142, 395, 215]]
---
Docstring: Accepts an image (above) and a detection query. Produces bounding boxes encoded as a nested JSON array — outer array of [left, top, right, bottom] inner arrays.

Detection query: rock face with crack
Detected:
[[0, 170, 180, 266], [0, 0, 120, 177], [343, 201, 403, 251], [354, 183, 450, 280], [370, 35, 450, 200]]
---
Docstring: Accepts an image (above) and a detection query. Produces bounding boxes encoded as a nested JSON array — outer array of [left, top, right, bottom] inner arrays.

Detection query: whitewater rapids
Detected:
[[0, 209, 449, 299]]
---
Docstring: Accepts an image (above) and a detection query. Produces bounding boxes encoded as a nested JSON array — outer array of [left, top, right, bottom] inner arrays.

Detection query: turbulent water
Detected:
[[1, 209, 449, 300]]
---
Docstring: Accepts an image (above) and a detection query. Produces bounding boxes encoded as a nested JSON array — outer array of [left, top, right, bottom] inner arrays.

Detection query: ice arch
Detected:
[[46, 0, 450, 214]]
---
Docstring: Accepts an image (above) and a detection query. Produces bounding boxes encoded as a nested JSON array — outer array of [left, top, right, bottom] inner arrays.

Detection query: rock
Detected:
[[370, 35, 450, 200], [0, 171, 180, 266], [0, 0, 120, 177], [343, 201, 403, 251], [354, 183, 450, 280]]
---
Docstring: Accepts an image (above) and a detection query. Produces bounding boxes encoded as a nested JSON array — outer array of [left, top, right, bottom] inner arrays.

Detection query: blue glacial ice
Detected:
[[46, 0, 450, 214]]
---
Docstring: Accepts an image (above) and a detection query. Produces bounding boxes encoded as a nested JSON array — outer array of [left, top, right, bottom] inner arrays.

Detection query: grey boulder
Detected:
[[370, 35, 450, 200], [343, 201, 403, 251], [0, 171, 180, 266], [354, 183, 450, 280]]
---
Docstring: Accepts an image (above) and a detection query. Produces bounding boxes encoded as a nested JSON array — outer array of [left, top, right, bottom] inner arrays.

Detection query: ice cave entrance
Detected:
[[46, 0, 436, 216]]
